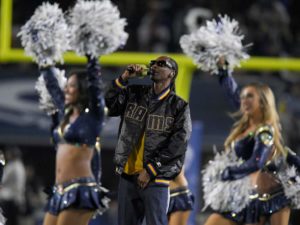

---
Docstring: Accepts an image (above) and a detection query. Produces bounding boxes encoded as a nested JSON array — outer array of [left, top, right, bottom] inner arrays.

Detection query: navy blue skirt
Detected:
[[222, 189, 290, 224], [167, 186, 194, 214], [45, 177, 109, 216]]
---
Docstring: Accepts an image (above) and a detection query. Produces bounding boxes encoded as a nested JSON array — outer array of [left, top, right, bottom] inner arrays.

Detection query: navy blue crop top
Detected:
[[221, 125, 275, 181], [233, 133, 255, 160], [52, 112, 100, 146], [41, 57, 105, 147]]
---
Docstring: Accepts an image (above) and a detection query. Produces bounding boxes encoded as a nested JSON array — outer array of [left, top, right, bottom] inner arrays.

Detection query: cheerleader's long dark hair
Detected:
[[62, 71, 90, 126]]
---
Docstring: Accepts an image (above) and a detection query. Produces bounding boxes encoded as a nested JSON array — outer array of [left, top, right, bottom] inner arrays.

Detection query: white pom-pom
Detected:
[[18, 3, 70, 66], [94, 185, 110, 216], [68, 0, 128, 57], [180, 27, 219, 73], [0, 208, 6, 225], [202, 150, 252, 212], [277, 165, 300, 209], [180, 14, 250, 74], [35, 68, 66, 115]]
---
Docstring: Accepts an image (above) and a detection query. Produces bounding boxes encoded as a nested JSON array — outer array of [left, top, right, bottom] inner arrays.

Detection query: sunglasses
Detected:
[[149, 60, 174, 70]]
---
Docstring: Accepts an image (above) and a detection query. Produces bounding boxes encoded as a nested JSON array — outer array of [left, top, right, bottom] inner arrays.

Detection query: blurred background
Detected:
[[0, 0, 300, 224]]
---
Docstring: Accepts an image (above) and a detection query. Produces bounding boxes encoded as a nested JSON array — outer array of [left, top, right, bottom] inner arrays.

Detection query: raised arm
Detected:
[[218, 68, 241, 110], [40, 67, 65, 118], [105, 64, 144, 117], [104, 75, 129, 117], [221, 125, 274, 181], [86, 56, 105, 120]]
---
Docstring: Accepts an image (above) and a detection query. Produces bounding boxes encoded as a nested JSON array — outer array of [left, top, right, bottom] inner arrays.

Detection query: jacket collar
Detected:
[[150, 84, 171, 101]]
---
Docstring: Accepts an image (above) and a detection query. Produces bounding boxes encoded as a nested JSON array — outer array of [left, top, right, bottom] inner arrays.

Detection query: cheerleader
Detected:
[[18, 1, 128, 224], [203, 60, 290, 225], [180, 15, 300, 225]]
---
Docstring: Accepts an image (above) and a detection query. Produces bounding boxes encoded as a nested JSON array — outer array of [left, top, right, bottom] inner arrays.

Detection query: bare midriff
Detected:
[[170, 170, 188, 190], [252, 170, 282, 194], [56, 144, 94, 184], [250, 171, 260, 187]]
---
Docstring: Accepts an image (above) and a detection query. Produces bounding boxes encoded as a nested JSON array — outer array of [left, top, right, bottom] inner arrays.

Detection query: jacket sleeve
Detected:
[[104, 76, 129, 116], [145, 103, 192, 180], [218, 69, 241, 110], [86, 56, 105, 120], [221, 125, 274, 181], [40, 67, 65, 118]]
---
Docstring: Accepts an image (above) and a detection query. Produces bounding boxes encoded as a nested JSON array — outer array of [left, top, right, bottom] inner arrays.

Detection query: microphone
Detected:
[[126, 65, 149, 77]]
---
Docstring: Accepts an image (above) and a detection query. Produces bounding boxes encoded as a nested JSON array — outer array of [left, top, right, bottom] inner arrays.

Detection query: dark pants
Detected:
[[118, 175, 169, 225]]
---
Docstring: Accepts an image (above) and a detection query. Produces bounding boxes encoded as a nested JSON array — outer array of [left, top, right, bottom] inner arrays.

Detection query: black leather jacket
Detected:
[[105, 78, 192, 180]]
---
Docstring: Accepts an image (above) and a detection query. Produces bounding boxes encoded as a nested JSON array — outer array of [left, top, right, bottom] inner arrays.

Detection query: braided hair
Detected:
[[166, 57, 178, 92]]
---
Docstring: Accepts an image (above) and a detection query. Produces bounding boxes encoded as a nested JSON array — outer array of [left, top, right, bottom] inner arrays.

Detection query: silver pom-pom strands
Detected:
[[277, 165, 300, 209], [94, 186, 110, 216], [35, 68, 67, 115], [18, 3, 70, 67], [202, 150, 252, 212], [68, 0, 128, 58], [180, 26, 219, 73], [180, 15, 250, 74], [0, 208, 5, 225]]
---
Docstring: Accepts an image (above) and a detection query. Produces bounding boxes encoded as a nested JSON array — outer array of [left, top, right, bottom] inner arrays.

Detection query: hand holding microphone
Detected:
[[121, 64, 149, 81]]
